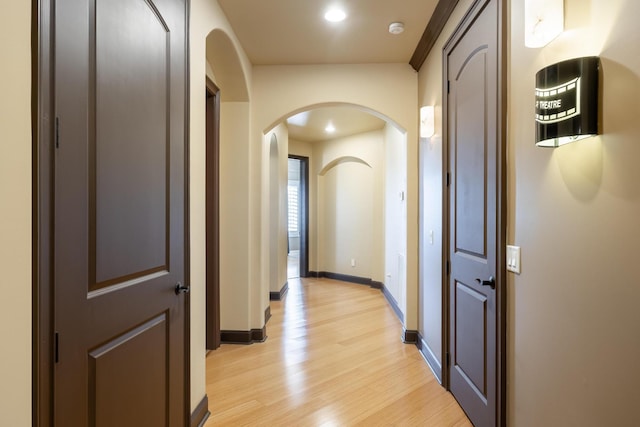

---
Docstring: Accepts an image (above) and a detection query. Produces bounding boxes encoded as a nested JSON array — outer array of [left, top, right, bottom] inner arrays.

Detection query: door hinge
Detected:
[[446, 260, 450, 275], [446, 352, 451, 366], [447, 80, 450, 94], [54, 332, 59, 363], [55, 117, 60, 149], [446, 172, 450, 187]]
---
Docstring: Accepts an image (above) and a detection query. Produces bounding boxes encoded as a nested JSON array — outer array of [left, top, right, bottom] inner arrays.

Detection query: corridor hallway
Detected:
[[205, 278, 471, 426]]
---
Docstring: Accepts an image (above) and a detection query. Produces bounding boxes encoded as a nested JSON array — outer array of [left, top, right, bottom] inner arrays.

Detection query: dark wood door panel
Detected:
[[52, 0, 188, 425], [453, 281, 488, 396], [89, 314, 168, 427], [92, 0, 170, 290], [454, 50, 489, 259]]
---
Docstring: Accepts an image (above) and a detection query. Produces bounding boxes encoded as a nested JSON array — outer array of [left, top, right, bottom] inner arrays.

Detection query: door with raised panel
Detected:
[[445, 0, 500, 426], [53, 0, 188, 425]]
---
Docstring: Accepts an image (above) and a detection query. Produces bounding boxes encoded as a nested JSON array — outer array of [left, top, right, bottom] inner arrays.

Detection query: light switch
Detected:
[[506, 245, 521, 274]]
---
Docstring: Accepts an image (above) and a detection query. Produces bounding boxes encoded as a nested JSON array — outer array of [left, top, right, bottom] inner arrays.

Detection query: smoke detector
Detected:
[[388, 22, 405, 35]]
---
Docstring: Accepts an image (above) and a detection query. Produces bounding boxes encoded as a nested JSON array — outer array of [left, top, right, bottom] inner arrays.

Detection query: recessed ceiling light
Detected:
[[325, 8, 346, 23], [325, 123, 336, 133]]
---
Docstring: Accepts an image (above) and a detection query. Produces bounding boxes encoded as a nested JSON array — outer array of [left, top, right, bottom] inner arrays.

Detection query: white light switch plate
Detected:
[[506, 245, 521, 274]]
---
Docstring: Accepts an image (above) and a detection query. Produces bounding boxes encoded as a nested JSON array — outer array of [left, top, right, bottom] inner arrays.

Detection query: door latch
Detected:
[[175, 282, 190, 295], [475, 276, 495, 290]]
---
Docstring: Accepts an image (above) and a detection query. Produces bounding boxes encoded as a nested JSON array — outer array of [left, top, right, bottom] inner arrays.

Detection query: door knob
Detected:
[[475, 276, 495, 290], [175, 282, 190, 295]]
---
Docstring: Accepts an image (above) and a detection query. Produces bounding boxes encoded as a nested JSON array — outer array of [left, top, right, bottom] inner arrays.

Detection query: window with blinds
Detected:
[[288, 183, 299, 234]]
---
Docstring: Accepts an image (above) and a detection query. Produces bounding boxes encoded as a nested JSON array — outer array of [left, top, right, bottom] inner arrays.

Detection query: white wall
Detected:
[[253, 64, 419, 329], [384, 124, 408, 316], [417, 0, 475, 369], [508, 0, 640, 425], [0, 2, 32, 425]]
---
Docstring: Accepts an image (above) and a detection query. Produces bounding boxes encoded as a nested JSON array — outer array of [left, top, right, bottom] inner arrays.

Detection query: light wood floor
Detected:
[[205, 277, 472, 426]]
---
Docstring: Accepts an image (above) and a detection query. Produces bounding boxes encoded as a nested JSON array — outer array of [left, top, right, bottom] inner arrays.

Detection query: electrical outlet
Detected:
[[351, 258, 356, 267]]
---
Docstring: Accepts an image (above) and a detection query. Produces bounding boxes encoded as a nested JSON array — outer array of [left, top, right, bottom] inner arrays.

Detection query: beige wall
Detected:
[[315, 130, 384, 281], [420, 0, 640, 424], [0, 2, 32, 425], [265, 124, 289, 294], [384, 124, 408, 315], [417, 0, 475, 370], [190, 0, 253, 411], [253, 64, 419, 329], [508, 0, 640, 424]]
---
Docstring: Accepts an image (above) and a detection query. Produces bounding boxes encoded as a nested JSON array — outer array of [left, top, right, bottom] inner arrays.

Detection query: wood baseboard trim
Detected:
[[416, 334, 443, 383], [309, 271, 382, 289], [382, 285, 403, 321], [402, 329, 419, 344], [251, 326, 267, 342], [370, 280, 384, 289], [269, 281, 289, 301], [190, 395, 210, 427], [220, 326, 267, 344], [265, 306, 271, 324]]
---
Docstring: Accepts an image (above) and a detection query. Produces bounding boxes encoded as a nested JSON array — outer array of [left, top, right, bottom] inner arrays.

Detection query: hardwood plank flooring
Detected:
[[205, 277, 471, 426]]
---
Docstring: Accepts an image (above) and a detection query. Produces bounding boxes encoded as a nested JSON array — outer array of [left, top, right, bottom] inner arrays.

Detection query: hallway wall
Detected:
[[384, 124, 408, 317], [315, 130, 384, 282], [417, 0, 475, 375], [253, 64, 419, 330], [266, 124, 289, 295], [0, 2, 32, 425], [419, 0, 640, 425], [508, 0, 640, 424], [190, 0, 254, 412]]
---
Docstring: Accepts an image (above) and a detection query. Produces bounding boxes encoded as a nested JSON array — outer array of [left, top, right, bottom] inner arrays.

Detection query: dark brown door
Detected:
[[206, 78, 221, 350], [53, 0, 188, 425], [445, 0, 500, 426]]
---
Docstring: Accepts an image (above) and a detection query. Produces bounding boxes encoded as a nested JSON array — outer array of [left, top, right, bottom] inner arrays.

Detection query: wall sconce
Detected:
[[535, 57, 600, 147], [420, 106, 435, 138], [524, 0, 564, 48]]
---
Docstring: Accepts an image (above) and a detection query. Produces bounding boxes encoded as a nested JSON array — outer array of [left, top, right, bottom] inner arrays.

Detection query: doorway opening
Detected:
[[287, 155, 309, 279]]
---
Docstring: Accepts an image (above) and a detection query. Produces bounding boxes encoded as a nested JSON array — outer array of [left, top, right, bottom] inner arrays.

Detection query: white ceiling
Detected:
[[217, 0, 437, 140], [286, 106, 386, 143], [217, 0, 439, 65]]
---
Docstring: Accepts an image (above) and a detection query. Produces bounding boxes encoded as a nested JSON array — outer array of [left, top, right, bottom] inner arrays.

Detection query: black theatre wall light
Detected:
[[535, 56, 600, 147]]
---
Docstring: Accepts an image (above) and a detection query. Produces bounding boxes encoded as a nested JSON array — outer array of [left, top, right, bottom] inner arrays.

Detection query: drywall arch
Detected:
[[264, 102, 406, 136], [319, 156, 373, 176], [205, 29, 249, 102]]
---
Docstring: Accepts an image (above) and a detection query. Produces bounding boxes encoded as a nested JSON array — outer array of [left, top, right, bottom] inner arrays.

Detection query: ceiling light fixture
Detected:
[[325, 123, 336, 133], [388, 22, 405, 35], [524, 0, 563, 48], [324, 8, 346, 23]]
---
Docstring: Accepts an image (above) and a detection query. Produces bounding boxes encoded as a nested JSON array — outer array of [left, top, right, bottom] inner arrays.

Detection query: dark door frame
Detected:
[[32, 1, 192, 423], [206, 77, 221, 350], [288, 155, 309, 278], [32, 1, 54, 423], [441, 0, 507, 425]]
